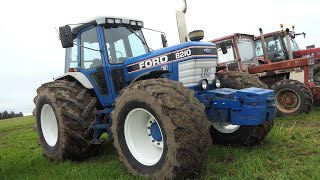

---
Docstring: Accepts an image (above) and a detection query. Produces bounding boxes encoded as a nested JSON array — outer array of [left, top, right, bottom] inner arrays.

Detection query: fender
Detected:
[[54, 72, 94, 89], [130, 70, 169, 85]]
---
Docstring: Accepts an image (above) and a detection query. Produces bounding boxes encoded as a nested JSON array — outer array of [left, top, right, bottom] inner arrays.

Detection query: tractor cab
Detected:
[[63, 16, 150, 72], [255, 30, 299, 62], [209, 33, 258, 72], [60, 16, 167, 106]]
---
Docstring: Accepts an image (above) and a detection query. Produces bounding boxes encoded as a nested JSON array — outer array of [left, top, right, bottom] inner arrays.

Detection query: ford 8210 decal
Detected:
[[127, 47, 217, 73]]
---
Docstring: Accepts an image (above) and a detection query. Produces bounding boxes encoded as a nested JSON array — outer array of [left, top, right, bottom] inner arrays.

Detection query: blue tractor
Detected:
[[34, 5, 275, 179]]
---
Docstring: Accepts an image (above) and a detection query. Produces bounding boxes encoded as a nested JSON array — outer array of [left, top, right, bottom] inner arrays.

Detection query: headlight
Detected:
[[213, 79, 221, 88], [199, 79, 208, 90]]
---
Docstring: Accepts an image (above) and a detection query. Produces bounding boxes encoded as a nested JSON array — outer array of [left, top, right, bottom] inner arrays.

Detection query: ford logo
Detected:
[[203, 48, 212, 54]]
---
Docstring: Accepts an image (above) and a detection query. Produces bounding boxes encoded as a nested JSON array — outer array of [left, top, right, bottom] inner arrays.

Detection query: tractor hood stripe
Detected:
[[127, 47, 217, 73]]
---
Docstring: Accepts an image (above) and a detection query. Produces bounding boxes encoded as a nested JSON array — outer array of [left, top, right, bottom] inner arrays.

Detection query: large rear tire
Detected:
[[213, 71, 274, 145], [34, 80, 98, 160], [111, 78, 211, 179], [313, 65, 320, 85], [271, 79, 312, 116]]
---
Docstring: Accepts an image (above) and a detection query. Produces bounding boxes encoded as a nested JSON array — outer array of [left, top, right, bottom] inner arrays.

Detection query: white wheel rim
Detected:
[[124, 108, 164, 166], [212, 122, 240, 134], [41, 104, 58, 147]]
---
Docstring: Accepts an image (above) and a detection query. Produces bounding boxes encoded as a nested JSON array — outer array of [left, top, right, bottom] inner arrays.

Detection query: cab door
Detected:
[[77, 26, 114, 107]]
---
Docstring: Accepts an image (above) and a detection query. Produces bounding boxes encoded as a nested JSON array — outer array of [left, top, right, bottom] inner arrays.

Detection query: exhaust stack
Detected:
[[285, 28, 293, 60], [259, 28, 268, 63], [176, 0, 189, 43]]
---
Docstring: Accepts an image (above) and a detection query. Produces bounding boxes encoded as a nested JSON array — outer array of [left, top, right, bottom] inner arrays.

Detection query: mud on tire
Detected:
[[216, 71, 268, 89], [213, 71, 274, 146], [111, 78, 211, 179], [271, 79, 313, 116], [34, 80, 98, 160]]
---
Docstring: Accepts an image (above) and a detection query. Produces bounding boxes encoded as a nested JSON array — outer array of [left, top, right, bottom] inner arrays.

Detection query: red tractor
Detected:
[[210, 29, 319, 117], [254, 25, 320, 75]]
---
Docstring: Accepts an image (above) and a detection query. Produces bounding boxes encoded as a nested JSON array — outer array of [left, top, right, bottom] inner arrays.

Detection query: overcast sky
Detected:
[[0, 0, 319, 115]]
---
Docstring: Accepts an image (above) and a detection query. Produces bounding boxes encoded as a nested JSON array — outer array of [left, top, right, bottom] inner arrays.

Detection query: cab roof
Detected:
[[70, 16, 144, 34]]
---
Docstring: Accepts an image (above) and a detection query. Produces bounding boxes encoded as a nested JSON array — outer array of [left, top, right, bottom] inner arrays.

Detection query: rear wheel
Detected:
[[34, 80, 98, 160], [111, 78, 211, 179], [213, 71, 274, 145], [271, 79, 312, 116], [313, 65, 320, 85]]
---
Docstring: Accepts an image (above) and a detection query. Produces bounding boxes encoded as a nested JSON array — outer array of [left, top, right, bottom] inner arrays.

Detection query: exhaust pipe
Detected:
[[259, 28, 268, 63], [176, 0, 189, 43], [285, 28, 293, 60]]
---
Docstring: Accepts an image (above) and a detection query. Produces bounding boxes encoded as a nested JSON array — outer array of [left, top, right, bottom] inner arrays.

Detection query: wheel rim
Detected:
[[212, 122, 240, 133], [124, 108, 164, 166], [40, 104, 58, 147], [276, 88, 301, 113]]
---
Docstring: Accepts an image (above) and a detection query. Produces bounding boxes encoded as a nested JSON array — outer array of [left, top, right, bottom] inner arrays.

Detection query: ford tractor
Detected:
[[33, 1, 275, 179], [210, 28, 318, 117]]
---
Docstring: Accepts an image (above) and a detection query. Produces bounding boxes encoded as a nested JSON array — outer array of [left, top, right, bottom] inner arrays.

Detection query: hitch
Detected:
[[91, 108, 113, 144]]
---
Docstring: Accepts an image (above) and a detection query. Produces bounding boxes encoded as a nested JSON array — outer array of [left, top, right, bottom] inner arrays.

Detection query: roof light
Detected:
[[137, 21, 143, 27], [130, 21, 137, 26], [106, 19, 114, 24], [114, 19, 121, 24]]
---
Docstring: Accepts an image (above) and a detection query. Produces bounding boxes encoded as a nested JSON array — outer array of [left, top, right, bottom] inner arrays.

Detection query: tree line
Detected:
[[0, 111, 23, 120]]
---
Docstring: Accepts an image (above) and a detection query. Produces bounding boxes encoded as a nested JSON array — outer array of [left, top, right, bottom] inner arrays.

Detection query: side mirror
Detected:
[[220, 41, 228, 54], [161, 34, 168, 48], [272, 33, 278, 40], [59, 25, 74, 48]]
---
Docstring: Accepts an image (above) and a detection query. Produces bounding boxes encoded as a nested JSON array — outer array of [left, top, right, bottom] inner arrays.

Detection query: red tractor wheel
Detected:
[[272, 79, 313, 116]]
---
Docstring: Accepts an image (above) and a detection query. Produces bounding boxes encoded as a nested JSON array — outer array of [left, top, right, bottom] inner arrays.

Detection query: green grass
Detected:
[[1, 109, 320, 179]]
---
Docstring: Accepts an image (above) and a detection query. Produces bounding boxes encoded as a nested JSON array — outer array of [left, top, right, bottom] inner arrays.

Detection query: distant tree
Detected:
[[10, 111, 15, 118], [0, 110, 24, 120], [2, 111, 9, 119], [18, 112, 23, 117]]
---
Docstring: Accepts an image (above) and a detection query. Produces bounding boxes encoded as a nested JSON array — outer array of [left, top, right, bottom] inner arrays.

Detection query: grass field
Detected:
[[0, 109, 320, 179]]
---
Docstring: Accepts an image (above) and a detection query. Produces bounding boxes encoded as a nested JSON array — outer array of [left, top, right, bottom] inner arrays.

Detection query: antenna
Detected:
[[54, 27, 60, 40]]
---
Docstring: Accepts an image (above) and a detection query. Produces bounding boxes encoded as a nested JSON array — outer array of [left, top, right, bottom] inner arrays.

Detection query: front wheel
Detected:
[[213, 71, 274, 145], [111, 78, 211, 179], [271, 79, 313, 116]]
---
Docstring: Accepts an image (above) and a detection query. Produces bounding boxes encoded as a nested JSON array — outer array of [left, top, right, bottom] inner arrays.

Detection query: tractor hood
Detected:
[[124, 41, 217, 82], [294, 48, 320, 60], [124, 41, 215, 65]]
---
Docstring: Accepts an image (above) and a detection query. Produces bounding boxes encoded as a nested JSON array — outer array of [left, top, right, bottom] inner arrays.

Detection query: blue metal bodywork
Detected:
[[70, 24, 276, 141], [200, 88, 275, 126]]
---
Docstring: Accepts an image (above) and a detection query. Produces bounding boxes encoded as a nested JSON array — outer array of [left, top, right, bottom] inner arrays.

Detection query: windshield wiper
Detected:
[[126, 27, 153, 51]]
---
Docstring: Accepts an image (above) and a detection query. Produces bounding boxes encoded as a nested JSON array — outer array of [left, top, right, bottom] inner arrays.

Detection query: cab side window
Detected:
[[80, 27, 102, 69], [65, 39, 78, 72]]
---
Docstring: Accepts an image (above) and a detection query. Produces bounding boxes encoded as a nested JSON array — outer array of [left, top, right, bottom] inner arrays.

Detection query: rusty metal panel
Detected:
[[248, 57, 310, 74]]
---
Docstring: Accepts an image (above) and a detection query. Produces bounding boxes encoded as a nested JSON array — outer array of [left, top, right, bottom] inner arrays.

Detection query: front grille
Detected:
[[178, 58, 217, 86]]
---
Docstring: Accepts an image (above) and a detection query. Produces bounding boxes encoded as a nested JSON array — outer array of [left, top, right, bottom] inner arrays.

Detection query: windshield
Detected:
[[282, 36, 299, 52], [255, 36, 286, 62], [237, 38, 258, 65], [104, 26, 149, 64]]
